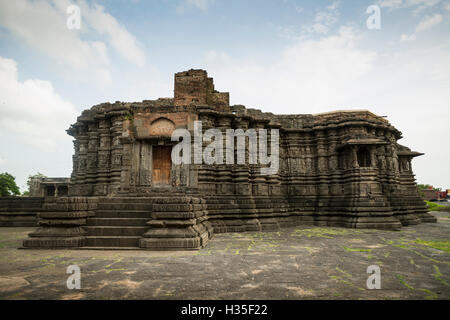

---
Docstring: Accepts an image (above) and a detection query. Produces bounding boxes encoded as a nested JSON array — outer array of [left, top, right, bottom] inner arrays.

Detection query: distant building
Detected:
[[420, 187, 448, 201], [29, 177, 70, 197], [421, 189, 439, 201]]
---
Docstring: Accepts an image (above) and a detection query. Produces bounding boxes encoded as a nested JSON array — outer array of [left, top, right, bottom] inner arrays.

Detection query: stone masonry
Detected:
[[22, 69, 436, 250]]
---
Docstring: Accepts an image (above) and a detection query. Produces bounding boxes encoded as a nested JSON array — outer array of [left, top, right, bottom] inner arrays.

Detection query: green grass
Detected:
[[343, 246, 372, 253], [425, 201, 450, 212], [413, 239, 450, 253], [433, 265, 449, 286], [396, 274, 414, 290], [396, 274, 439, 299], [426, 201, 441, 211], [292, 227, 368, 239]]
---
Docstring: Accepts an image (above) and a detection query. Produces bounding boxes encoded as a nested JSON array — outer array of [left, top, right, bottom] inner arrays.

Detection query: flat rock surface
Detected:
[[0, 212, 449, 300]]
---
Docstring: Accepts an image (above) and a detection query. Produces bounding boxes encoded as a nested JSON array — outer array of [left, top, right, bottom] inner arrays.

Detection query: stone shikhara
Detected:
[[22, 69, 436, 250]]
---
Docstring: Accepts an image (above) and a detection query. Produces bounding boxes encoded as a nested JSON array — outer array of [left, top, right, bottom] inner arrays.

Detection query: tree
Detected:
[[23, 172, 47, 196], [417, 183, 442, 200], [417, 184, 441, 191], [0, 172, 20, 197]]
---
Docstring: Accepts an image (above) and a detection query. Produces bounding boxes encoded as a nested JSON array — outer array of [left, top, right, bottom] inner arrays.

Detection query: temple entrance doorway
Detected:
[[152, 146, 172, 185]]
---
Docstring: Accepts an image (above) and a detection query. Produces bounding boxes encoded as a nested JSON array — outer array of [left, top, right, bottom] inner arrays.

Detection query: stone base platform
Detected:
[[0, 197, 44, 227], [21, 194, 436, 250]]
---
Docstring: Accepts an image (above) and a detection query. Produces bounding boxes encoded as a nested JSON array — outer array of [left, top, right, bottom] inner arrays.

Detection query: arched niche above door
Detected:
[[149, 118, 176, 137]]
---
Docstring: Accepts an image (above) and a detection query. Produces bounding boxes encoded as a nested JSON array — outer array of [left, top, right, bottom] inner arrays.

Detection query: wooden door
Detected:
[[152, 146, 172, 185]]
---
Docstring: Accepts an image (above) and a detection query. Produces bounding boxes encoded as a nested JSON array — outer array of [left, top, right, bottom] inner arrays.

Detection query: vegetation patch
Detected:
[[292, 227, 368, 239], [343, 246, 372, 253], [396, 274, 438, 299], [413, 239, 450, 254], [335, 267, 351, 278], [425, 201, 450, 212], [385, 238, 450, 265], [329, 275, 365, 291], [433, 265, 449, 286]]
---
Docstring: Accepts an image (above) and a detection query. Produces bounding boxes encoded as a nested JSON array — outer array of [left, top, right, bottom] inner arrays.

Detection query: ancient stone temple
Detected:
[[22, 69, 436, 250]]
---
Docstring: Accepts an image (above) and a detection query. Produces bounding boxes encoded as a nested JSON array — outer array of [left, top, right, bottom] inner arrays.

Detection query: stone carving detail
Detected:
[[149, 118, 176, 136], [112, 154, 122, 166]]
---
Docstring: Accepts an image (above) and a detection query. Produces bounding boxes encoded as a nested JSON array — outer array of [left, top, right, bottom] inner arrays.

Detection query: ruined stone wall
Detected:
[[174, 69, 229, 110]]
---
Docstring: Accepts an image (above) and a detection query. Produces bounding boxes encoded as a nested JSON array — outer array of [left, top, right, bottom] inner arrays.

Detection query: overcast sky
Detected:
[[0, 0, 449, 191]]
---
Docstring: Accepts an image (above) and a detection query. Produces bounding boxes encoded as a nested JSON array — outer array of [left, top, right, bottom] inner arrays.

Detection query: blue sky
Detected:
[[0, 0, 449, 191]]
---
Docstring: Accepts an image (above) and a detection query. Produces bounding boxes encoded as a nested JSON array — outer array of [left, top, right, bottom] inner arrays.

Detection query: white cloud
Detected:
[[0, 155, 5, 165], [415, 13, 443, 31], [400, 33, 417, 41], [303, 23, 330, 34], [204, 50, 232, 65], [0, 56, 77, 151], [80, 1, 146, 67], [378, 0, 403, 8], [203, 26, 376, 112], [0, 0, 145, 86], [413, 0, 441, 13], [302, 1, 340, 35], [176, 0, 215, 13], [295, 6, 304, 13], [327, 1, 340, 11], [378, 0, 441, 11], [188, 0, 215, 10]]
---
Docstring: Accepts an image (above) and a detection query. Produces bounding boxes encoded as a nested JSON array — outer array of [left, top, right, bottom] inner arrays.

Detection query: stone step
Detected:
[[79, 247, 142, 250], [85, 236, 141, 247], [98, 197, 155, 204], [86, 226, 148, 236], [112, 192, 191, 197], [97, 203, 154, 211], [97, 195, 189, 204], [87, 218, 148, 226], [94, 210, 152, 218], [0, 208, 42, 212], [0, 221, 37, 227]]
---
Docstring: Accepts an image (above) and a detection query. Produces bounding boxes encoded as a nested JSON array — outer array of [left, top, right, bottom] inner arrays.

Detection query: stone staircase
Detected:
[[23, 193, 213, 250], [84, 198, 152, 248]]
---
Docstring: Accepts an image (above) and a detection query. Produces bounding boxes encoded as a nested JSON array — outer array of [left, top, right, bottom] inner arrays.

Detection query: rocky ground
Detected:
[[0, 212, 449, 300]]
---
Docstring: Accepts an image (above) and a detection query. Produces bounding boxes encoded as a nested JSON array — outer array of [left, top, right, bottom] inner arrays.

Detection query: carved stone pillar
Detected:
[[216, 116, 233, 195], [110, 115, 125, 194], [140, 196, 213, 250], [23, 197, 97, 248], [97, 118, 111, 195]]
